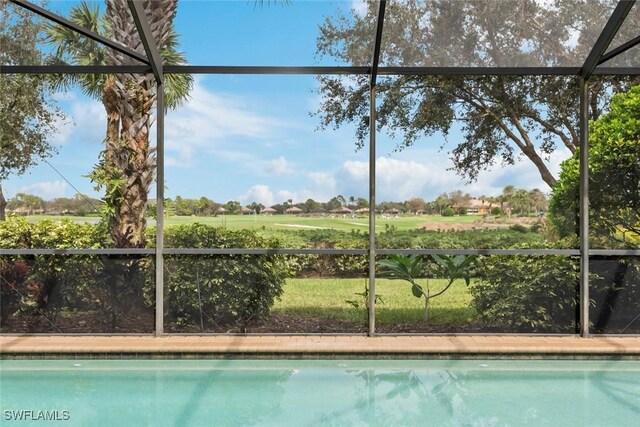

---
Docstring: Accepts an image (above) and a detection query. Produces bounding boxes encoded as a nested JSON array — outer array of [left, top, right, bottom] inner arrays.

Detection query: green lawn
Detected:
[[273, 277, 477, 326], [25, 213, 478, 232]]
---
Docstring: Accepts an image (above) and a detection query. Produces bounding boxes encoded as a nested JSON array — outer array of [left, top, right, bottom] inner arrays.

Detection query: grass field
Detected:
[[273, 277, 477, 326], [25, 213, 478, 232]]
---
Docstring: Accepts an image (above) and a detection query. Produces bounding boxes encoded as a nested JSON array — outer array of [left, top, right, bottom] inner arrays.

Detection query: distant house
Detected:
[[454, 199, 511, 215], [240, 207, 253, 215], [330, 207, 352, 214], [261, 207, 277, 215], [285, 206, 303, 214], [464, 199, 493, 215], [9, 206, 45, 215]]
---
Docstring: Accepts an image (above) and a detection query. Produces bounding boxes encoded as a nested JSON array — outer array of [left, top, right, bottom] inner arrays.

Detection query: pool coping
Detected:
[[2, 335, 640, 358]]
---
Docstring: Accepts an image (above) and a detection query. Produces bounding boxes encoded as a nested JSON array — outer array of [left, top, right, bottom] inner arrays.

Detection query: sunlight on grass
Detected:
[[272, 278, 477, 326], [27, 213, 478, 233]]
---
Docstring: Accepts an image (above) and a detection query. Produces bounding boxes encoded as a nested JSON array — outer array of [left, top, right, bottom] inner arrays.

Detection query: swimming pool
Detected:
[[1, 359, 639, 426]]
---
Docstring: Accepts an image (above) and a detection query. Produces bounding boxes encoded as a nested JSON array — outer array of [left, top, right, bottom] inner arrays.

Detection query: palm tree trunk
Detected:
[[94, 1, 177, 324], [101, 0, 176, 248]]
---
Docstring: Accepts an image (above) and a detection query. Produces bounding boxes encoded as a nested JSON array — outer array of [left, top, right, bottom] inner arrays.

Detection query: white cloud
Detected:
[[334, 156, 456, 201], [308, 171, 336, 193], [19, 181, 67, 199], [46, 98, 103, 146], [327, 147, 569, 201], [165, 77, 298, 167], [351, 0, 368, 17], [238, 185, 319, 206], [50, 115, 74, 146], [239, 185, 275, 207], [264, 156, 294, 176]]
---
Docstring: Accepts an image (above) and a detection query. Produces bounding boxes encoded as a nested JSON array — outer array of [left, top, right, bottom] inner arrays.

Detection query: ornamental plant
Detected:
[[377, 254, 476, 322]]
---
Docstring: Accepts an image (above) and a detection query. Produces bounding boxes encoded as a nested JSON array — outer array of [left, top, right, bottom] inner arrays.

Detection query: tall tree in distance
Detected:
[[315, 0, 640, 189], [0, 1, 64, 220], [47, 0, 193, 247]]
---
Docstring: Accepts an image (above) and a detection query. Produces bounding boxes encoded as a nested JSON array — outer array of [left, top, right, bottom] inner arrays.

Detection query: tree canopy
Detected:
[[549, 85, 640, 248], [315, 0, 640, 188], [0, 1, 64, 220]]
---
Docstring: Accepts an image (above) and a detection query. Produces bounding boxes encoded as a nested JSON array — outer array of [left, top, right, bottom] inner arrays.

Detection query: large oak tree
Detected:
[[315, 0, 640, 188], [0, 1, 64, 220]]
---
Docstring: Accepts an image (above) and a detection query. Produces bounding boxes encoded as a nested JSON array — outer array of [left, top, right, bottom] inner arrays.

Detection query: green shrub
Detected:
[[0, 218, 146, 331], [470, 247, 580, 332], [0, 217, 108, 249], [158, 224, 290, 331], [490, 207, 502, 216], [376, 228, 544, 250], [458, 208, 467, 215], [549, 86, 640, 248], [265, 229, 368, 278], [529, 221, 543, 233], [442, 207, 455, 217], [589, 257, 640, 333], [508, 224, 528, 233], [0, 259, 33, 324]]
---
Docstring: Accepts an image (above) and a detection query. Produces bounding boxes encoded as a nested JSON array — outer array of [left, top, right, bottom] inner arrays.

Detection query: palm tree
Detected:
[[528, 188, 548, 214], [499, 185, 517, 217], [513, 189, 530, 216], [47, 0, 192, 248]]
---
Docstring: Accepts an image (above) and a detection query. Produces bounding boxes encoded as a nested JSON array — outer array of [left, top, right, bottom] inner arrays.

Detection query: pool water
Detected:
[[1, 359, 639, 426]]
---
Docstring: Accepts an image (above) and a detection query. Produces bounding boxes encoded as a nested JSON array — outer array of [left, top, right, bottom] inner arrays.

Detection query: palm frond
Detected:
[[45, 1, 106, 100], [159, 32, 193, 110]]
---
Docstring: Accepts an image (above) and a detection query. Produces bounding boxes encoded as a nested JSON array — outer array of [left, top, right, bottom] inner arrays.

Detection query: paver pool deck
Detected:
[[2, 335, 640, 356]]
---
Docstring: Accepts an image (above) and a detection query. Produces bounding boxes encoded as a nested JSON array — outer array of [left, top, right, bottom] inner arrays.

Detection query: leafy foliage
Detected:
[[0, 220, 288, 332], [442, 207, 456, 217], [150, 224, 290, 332], [549, 85, 640, 248], [589, 257, 640, 333], [0, 218, 147, 332], [315, 0, 640, 188], [377, 253, 476, 321], [0, 1, 65, 219], [0, 259, 33, 325], [345, 280, 384, 312], [470, 249, 580, 332]]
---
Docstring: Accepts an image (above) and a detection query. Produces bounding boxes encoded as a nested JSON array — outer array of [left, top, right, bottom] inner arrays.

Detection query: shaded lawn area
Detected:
[[272, 278, 477, 326]]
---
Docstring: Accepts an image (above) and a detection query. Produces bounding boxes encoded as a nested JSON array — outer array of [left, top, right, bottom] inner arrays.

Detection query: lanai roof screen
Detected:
[[353, 0, 634, 69], [3, 0, 639, 72]]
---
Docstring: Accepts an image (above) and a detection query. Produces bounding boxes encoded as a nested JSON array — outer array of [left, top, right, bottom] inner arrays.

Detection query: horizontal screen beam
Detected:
[[4, 65, 640, 76], [0, 248, 597, 256]]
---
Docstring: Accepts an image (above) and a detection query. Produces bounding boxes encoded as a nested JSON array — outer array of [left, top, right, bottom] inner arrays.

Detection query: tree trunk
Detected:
[[0, 184, 6, 221], [93, 1, 176, 326], [101, 73, 154, 248], [101, 0, 176, 248], [522, 146, 558, 188], [423, 294, 430, 322]]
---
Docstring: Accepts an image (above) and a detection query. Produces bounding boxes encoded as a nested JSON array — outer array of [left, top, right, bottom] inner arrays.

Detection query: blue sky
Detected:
[[4, 0, 566, 206]]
